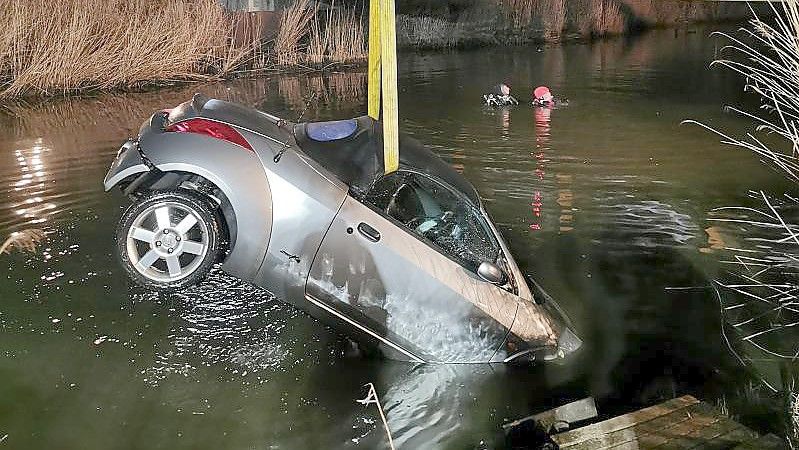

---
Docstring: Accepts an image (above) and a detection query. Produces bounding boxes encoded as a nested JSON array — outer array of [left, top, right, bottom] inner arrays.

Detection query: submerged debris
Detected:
[[0, 228, 45, 255], [791, 388, 798, 443], [357, 383, 395, 450]]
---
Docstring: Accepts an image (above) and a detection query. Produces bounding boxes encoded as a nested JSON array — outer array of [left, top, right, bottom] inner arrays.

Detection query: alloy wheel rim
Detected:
[[126, 201, 210, 283]]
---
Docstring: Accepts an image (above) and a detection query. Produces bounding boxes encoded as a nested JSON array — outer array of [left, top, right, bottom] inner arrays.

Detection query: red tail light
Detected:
[[166, 118, 253, 151]]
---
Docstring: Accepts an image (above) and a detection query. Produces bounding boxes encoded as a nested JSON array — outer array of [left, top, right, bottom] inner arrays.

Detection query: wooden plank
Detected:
[[707, 425, 759, 450], [598, 403, 720, 449], [732, 434, 789, 450], [650, 405, 726, 449], [597, 406, 697, 449], [503, 397, 597, 433], [681, 416, 743, 449], [554, 396, 700, 448]]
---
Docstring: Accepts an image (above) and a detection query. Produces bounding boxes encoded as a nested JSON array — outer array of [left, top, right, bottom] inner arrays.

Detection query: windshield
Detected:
[[366, 171, 500, 271]]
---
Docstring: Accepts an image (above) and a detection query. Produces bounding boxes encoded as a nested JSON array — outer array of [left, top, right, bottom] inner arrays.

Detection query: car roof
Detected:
[[183, 96, 480, 205], [294, 116, 480, 205]]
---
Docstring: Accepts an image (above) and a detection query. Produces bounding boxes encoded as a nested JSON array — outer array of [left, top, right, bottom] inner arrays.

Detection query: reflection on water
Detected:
[[531, 106, 551, 232], [6, 139, 55, 228], [599, 197, 700, 249], [0, 25, 796, 448]]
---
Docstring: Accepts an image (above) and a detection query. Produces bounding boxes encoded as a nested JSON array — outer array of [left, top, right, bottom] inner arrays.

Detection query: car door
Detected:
[[305, 170, 523, 363]]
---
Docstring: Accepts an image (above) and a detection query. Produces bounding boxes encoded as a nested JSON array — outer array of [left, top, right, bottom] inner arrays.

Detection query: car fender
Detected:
[[137, 131, 273, 283], [103, 139, 149, 191]]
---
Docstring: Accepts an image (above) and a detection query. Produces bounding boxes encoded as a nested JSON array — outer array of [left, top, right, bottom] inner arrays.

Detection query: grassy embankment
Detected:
[[0, 0, 365, 100]]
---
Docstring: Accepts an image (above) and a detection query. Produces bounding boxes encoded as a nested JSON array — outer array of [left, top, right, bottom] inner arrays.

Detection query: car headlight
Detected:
[[557, 327, 582, 355]]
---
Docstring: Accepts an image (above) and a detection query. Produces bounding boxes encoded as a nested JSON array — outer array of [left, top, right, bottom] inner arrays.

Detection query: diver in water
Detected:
[[532, 86, 568, 107], [483, 83, 519, 107]]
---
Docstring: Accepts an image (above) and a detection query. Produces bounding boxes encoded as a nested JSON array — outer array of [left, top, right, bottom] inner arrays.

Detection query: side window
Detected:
[[365, 172, 500, 271]]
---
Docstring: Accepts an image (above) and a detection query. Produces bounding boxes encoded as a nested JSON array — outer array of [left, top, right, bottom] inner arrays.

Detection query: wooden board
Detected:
[[733, 434, 789, 450], [553, 395, 761, 450], [502, 397, 597, 433]]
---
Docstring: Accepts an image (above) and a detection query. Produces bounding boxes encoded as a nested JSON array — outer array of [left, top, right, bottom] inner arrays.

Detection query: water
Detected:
[[0, 27, 793, 448]]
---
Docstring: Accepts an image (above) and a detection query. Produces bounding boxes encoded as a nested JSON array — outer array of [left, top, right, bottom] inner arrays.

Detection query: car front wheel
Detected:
[[116, 189, 222, 291]]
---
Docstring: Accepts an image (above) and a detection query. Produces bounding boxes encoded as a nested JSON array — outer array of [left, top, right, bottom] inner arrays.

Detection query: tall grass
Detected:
[[397, 15, 466, 49], [308, 4, 367, 65], [499, 0, 536, 29], [496, 0, 623, 38], [0, 0, 367, 100], [541, 0, 568, 39], [274, 0, 318, 66], [591, 0, 625, 36], [0, 0, 254, 98]]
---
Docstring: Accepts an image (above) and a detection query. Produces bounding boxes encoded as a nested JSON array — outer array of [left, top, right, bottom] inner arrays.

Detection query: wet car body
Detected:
[[104, 94, 581, 363]]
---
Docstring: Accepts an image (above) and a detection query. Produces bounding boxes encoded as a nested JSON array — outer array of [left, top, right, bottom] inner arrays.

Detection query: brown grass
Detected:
[[308, 5, 367, 65], [495, 0, 566, 35], [498, 0, 536, 29], [540, 0, 567, 39], [496, 0, 622, 38], [274, 0, 318, 65], [0, 0, 257, 99], [0, 0, 368, 100], [397, 15, 467, 48], [591, 0, 625, 36]]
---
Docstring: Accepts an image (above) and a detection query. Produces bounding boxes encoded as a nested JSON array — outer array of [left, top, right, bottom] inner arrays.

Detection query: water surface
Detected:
[[0, 27, 791, 449]]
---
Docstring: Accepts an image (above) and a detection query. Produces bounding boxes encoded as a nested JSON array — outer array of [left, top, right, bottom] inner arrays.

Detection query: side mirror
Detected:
[[478, 262, 506, 285]]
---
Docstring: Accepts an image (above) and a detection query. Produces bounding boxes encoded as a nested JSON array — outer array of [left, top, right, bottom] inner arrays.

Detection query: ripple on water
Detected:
[[141, 270, 342, 386], [595, 197, 701, 249]]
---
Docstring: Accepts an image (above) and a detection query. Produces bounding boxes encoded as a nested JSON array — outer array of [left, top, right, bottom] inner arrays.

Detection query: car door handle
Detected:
[[357, 223, 381, 242]]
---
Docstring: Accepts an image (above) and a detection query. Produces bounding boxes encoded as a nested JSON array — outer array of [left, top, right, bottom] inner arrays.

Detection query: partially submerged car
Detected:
[[104, 94, 581, 363]]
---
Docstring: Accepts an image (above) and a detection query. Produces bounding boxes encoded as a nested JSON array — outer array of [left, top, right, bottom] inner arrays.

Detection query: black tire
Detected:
[[116, 189, 223, 292]]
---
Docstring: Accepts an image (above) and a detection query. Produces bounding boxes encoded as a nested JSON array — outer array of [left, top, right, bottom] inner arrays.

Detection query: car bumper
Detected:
[[103, 139, 149, 191]]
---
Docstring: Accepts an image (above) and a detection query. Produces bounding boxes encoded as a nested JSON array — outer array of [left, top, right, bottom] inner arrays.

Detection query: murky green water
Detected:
[[0, 27, 792, 449]]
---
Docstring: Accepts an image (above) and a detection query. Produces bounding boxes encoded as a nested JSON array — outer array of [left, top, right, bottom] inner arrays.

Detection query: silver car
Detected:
[[104, 94, 581, 363]]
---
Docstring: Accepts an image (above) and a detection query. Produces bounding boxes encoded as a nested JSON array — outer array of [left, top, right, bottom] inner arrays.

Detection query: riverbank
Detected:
[[0, 0, 366, 101], [0, 0, 756, 101]]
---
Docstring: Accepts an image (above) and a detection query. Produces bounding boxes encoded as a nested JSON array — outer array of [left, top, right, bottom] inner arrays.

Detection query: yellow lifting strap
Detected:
[[368, 0, 399, 174]]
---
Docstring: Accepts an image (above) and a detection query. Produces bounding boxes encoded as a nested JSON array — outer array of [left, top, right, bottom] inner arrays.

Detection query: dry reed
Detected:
[[541, 0, 568, 39], [497, 0, 623, 38], [0, 0, 369, 100], [0, 0, 256, 99], [308, 4, 367, 65], [274, 0, 318, 66], [397, 15, 465, 49], [591, 0, 625, 36], [499, 0, 536, 29]]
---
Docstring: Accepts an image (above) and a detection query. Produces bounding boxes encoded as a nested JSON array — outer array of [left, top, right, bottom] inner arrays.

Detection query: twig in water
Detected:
[[0, 229, 46, 255], [356, 383, 395, 450], [0, 434, 7, 444], [790, 382, 798, 445]]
